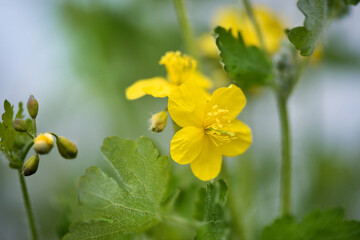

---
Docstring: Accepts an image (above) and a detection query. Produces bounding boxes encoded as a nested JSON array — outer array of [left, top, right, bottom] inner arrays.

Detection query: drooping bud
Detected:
[[33, 133, 54, 154], [56, 136, 78, 159], [26, 95, 39, 119], [12, 118, 27, 132], [23, 154, 40, 176], [149, 110, 168, 133]]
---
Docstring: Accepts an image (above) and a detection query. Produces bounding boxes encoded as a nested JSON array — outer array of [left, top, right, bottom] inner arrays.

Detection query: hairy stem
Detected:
[[32, 118, 37, 136], [18, 170, 38, 240], [277, 97, 292, 216], [173, 0, 197, 59], [241, 0, 267, 53]]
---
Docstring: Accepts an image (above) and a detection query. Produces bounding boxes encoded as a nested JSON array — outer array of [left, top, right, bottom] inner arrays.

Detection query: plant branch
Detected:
[[173, 0, 198, 59], [277, 96, 292, 216], [18, 170, 38, 240], [241, 0, 267, 53]]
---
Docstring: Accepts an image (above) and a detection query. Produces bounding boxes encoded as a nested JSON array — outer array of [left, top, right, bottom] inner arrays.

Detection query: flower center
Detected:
[[204, 105, 237, 146], [159, 51, 196, 85]]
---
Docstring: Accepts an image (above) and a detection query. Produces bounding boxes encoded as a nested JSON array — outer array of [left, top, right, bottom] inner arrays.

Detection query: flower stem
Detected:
[[241, 0, 267, 53], [277, 96, 292, 216], [173, 0, 197, 59], [18, 169, 38, 240]]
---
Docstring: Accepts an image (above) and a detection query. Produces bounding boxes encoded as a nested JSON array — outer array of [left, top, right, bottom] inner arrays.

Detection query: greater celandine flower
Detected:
[[168, 82, 252, 181], [198, 6, 285, 56], [125, 51, 212, 100]]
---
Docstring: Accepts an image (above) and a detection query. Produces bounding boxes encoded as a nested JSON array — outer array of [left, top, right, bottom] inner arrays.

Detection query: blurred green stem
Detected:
[[163, 214, 202, 229], [241, 0, 267, 53], [19, 141, 38, 240], [277, 97, 292, 216], [18, 171, 38, 240], [173, 0, 197, 59]]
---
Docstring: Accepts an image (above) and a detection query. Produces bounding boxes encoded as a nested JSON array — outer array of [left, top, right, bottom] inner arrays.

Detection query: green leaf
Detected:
[[288, 0, 359, 56], [0, 100, 15, 151], [194, 179, 229, 240], [262, 208, 360, 240], [287, 0, 327, 56], [63, 136, 169, 240], [15, 102, 25, 119], [214, 26, 272, 90]]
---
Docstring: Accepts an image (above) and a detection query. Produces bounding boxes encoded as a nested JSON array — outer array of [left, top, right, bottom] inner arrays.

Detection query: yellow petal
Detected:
[[188, 71, 213, 89], [170, 127, 205, 165], [190, 136, 222, 181], [125, 77, 175, 100], [168, 82, 208, 127], [221, 119, 252, 157], [207, 84, 246, 120]]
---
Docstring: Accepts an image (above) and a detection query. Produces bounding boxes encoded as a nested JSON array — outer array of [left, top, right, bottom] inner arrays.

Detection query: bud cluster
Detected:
[[11, 95, 78, 176]]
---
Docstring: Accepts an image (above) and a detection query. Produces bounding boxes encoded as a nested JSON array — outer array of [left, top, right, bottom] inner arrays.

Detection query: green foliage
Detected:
[[287, 0, 327, 56], [214, 26, 272, 90], [0, 100, 33, 169], [288, 0, 359, 56], [63, 136, 169, 240], [0, 100, 15, 151], [262, 208, 360, 240], [195, 179, 229, 240]]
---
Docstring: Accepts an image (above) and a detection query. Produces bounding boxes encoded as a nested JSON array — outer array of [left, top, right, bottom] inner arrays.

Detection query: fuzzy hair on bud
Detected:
[[56, 136, 78, 159], [27, 95, 39, 119], [33, 133, 54, 154], [149, 110, 168, 133]]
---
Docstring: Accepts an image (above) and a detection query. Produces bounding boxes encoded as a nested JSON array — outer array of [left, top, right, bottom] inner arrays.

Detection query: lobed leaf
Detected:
[[288, 0, 359, 56], [214, 26, 272, 90], [195, 179, 229, 240], [262, 208, 360, 240], [63, 136, 169, 240]]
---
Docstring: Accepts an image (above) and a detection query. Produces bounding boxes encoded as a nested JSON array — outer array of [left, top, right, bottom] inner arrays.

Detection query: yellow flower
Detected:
[[168, 83, 252, 181], [198, 6, 285, 56], [125, 51, 212, 100]]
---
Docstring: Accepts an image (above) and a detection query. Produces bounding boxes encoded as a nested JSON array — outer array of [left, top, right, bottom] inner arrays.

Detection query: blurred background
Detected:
[[0, 0, 360, 239]]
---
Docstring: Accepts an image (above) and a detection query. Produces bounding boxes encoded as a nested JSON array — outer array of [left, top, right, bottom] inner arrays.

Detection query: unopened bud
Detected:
[[33, 133, 54, 154], [56, 136, 78, 159], [150, 111, 168, 133], [27, 95, 39, 119], [12, 118, 27, 132], [23, 154, 40, 176]]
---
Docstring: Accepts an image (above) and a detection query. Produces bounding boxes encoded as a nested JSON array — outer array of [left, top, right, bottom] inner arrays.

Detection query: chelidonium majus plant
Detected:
[[1, 0, 360, 239]]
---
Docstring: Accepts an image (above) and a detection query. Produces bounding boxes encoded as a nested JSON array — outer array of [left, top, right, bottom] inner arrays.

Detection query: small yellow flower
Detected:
[[125, 51, 212, 100], [198, 6, 285, 56], [168, 83, 252, 181]]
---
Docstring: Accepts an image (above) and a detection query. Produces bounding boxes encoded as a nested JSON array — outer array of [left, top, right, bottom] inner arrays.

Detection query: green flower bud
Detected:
[[27, 95, 39, 119], [149, 110, 168, 133], [33, 133, 54, 154], [23, 154, 40, 176], [12, 118, 27, 132], [56, 136, 78, 159]]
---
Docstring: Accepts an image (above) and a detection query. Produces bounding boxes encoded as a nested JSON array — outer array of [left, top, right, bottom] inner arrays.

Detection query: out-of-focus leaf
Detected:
[[15, 102, 25, 119], [288, 0, 359, 56], [215, 26, 272, 90], [195, 179, 229, 240], [63, 136, 169, 240], [262, 208, 360, 240]]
